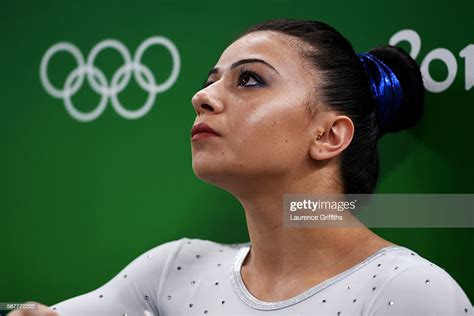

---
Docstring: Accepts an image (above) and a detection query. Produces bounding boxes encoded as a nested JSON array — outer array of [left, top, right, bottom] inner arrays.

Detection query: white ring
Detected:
[[40, 42, 85, 98], [110, 63, 157, 119], [86, 39, 133, 96], [134, 36, 181, 94], [63, 67, 109, 122]]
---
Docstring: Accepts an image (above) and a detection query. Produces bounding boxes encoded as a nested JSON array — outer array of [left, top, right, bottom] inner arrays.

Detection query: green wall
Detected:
[[1, 0, 473, 307]]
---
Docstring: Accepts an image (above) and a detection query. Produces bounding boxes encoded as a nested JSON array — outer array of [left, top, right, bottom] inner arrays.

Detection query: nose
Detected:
[[191, 87, 224, 116]]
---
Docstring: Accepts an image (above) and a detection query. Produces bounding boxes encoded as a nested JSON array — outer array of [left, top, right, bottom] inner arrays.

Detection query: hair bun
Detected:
[[366, 45, 424, 138]]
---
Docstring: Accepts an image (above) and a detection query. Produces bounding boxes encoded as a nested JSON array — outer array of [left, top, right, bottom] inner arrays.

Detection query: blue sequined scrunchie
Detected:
[[357, 52, 403, 135]]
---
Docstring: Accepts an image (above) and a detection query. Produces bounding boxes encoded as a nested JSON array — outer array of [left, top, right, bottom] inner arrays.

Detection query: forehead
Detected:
[[216, 31, 311, 75]]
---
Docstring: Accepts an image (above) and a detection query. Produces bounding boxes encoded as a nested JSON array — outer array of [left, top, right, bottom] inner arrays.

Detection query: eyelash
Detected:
[[238, 68, 264, 87], [201, 69, 264, 89]]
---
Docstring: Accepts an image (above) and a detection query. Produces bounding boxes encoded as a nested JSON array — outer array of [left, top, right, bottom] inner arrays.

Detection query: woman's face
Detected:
[[191, 31, 321, 187]]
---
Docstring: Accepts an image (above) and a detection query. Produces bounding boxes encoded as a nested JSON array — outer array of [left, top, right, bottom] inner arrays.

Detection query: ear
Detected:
[[309, 115, 354, 161]]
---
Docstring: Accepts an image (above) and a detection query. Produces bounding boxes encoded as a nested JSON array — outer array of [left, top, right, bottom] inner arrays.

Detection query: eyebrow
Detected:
[[207, 58, 280, 77]]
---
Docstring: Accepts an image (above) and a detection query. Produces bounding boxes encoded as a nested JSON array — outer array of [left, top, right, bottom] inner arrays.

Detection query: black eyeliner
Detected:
[[238, 68, 265, 87], [200, 67, 265, 90]]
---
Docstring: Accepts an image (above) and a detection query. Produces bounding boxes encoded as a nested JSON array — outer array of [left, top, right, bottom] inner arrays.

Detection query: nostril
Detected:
[[201, 104, 214, 112]]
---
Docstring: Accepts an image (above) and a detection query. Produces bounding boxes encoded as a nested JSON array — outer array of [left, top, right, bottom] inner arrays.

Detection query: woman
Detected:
[[10, 19, 472, 316]]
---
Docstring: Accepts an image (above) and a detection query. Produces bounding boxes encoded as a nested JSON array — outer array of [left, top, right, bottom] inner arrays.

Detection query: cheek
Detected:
[[228, 96, 311, 166]]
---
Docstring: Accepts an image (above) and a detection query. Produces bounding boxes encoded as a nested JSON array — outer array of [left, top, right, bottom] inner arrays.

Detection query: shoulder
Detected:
[[172, 237, 249, 260], [153, 237, 248, 278], [178, 237, 249, 250], [364, 247, 473, 315], [105, 237, 187, 287], [131, 237, 248, 268], [128, 237, 186, 268]]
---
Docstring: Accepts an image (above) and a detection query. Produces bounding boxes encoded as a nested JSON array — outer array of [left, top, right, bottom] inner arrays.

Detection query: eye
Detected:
[[238, 69, 264, 87], [200, 69, 264, 89]]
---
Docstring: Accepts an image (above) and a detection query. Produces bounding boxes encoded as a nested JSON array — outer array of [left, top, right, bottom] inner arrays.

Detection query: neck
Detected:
[[232, 172, 394, 279]]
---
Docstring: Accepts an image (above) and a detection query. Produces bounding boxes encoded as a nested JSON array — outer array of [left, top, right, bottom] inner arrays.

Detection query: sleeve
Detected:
[[364, 265, 473, 316], [48, 238, 185, 316]]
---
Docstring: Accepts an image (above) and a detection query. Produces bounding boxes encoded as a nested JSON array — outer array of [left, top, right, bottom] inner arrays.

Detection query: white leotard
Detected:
[[49, 237, 473, 315]]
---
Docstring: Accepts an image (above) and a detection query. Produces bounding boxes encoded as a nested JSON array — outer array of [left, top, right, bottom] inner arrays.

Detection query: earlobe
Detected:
[[309, 145, 324, 161]]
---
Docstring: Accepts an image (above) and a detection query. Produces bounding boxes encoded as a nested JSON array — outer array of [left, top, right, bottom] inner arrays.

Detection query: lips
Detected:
[[191, 122, 220, 140]]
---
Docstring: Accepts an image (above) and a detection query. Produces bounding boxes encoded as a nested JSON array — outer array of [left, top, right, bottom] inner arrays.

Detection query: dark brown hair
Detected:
[[239, 19, 424, 194]]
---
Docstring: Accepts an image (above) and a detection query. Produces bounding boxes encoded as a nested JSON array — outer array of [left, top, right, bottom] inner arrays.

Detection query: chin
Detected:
[[192, 159, 241, 189], [192, 159, 222, 183]]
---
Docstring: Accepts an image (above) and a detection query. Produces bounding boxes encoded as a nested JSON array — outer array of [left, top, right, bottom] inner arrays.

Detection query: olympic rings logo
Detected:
[[40, 36, 180, 122]]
